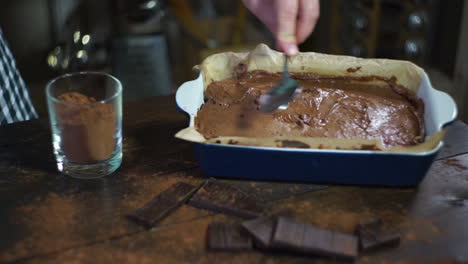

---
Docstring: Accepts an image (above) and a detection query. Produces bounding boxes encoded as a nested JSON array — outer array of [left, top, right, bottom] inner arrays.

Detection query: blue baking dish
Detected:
[[190, 142, 439, 186], [175, 62, 457, 186]]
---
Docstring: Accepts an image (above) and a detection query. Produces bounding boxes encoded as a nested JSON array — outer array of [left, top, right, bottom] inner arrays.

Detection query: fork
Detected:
[[258, 54, 302, 113]]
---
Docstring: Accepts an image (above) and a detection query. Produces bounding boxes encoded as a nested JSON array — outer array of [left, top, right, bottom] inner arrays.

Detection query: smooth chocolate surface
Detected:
[[195, 70, 425, 147]]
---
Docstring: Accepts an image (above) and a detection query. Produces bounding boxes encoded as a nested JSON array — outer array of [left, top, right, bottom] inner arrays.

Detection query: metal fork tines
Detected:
[[258, 54, 302, 113]]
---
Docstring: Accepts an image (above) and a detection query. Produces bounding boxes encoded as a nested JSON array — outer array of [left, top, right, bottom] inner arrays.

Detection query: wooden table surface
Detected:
[[1, 96, 468, 264]]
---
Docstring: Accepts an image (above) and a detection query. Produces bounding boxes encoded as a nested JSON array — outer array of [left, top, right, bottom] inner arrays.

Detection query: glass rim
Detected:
[[46, 71, 122, 106]]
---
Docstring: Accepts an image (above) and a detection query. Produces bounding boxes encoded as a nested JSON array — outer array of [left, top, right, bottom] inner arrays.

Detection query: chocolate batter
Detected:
[[195, 70, 425, 147]]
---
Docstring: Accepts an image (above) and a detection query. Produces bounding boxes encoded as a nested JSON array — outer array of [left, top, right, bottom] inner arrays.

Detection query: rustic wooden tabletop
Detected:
[[1, 96, 468, 264]]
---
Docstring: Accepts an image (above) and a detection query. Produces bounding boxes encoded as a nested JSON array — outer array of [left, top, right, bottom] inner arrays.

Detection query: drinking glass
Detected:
[[46, 72, 123, 179]]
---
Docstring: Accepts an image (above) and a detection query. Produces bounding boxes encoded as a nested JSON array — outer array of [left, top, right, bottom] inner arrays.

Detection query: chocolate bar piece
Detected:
[[354, 218, 400, 252], [271, 217, 358, 260], [241, 216, 276, 249], [188, 179, 263, 218], [127, 182, 199, 228], [207, 222, 253, 251]]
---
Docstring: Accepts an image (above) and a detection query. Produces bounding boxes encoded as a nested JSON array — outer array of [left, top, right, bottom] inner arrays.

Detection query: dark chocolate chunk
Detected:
[[127, 182, 200, 228], [354, 218, 400, 252], [347, 66, 362, 73], [188, 179, 263, 218], [242, 216, 276, 249], [271, 217, 358, 260], [360, 144, 381, 151], [207, 222, 253, 251], [275, 140, 310, 149]]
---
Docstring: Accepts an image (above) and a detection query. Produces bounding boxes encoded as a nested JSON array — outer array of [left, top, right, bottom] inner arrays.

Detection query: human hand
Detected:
[[242, 0, 320, 56]]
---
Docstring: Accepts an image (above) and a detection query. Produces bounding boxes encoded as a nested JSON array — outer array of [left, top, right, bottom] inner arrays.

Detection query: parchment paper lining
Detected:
[[176, 44, 445, 153]]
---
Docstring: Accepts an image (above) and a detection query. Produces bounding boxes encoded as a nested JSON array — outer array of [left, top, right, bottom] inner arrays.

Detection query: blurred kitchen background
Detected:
[[0, 0, 467, 121]]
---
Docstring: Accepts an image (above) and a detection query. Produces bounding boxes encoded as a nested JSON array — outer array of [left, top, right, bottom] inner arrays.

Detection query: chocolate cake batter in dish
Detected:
[[177, 44, 452, 153], [195, 70, 424, 149]]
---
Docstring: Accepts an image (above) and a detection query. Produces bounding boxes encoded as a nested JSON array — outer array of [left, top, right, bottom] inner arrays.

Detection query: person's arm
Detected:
[[242, 0, 320, 56], [0, 28, 38, 125]]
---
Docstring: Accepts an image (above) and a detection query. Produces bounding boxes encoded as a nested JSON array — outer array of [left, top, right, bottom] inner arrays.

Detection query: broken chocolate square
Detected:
[[271, 217, 358, 260], [241, 210, 295, 250], [188, 179, 263, 218], [354, 218, 400, 252], [207, 222, 253, 251], [241, 216, 277, 249], [126, 182, 200, 228]]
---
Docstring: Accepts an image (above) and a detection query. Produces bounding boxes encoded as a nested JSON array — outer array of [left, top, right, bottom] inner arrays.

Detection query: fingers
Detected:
[[275, 0, 299, 56], [276, 40, 299, 56], [296, 0, 320, 44], [242, 0, 320, 56]]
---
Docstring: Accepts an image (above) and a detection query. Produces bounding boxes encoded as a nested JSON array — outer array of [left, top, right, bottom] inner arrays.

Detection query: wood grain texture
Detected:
[[1, 96, 468, 264]]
